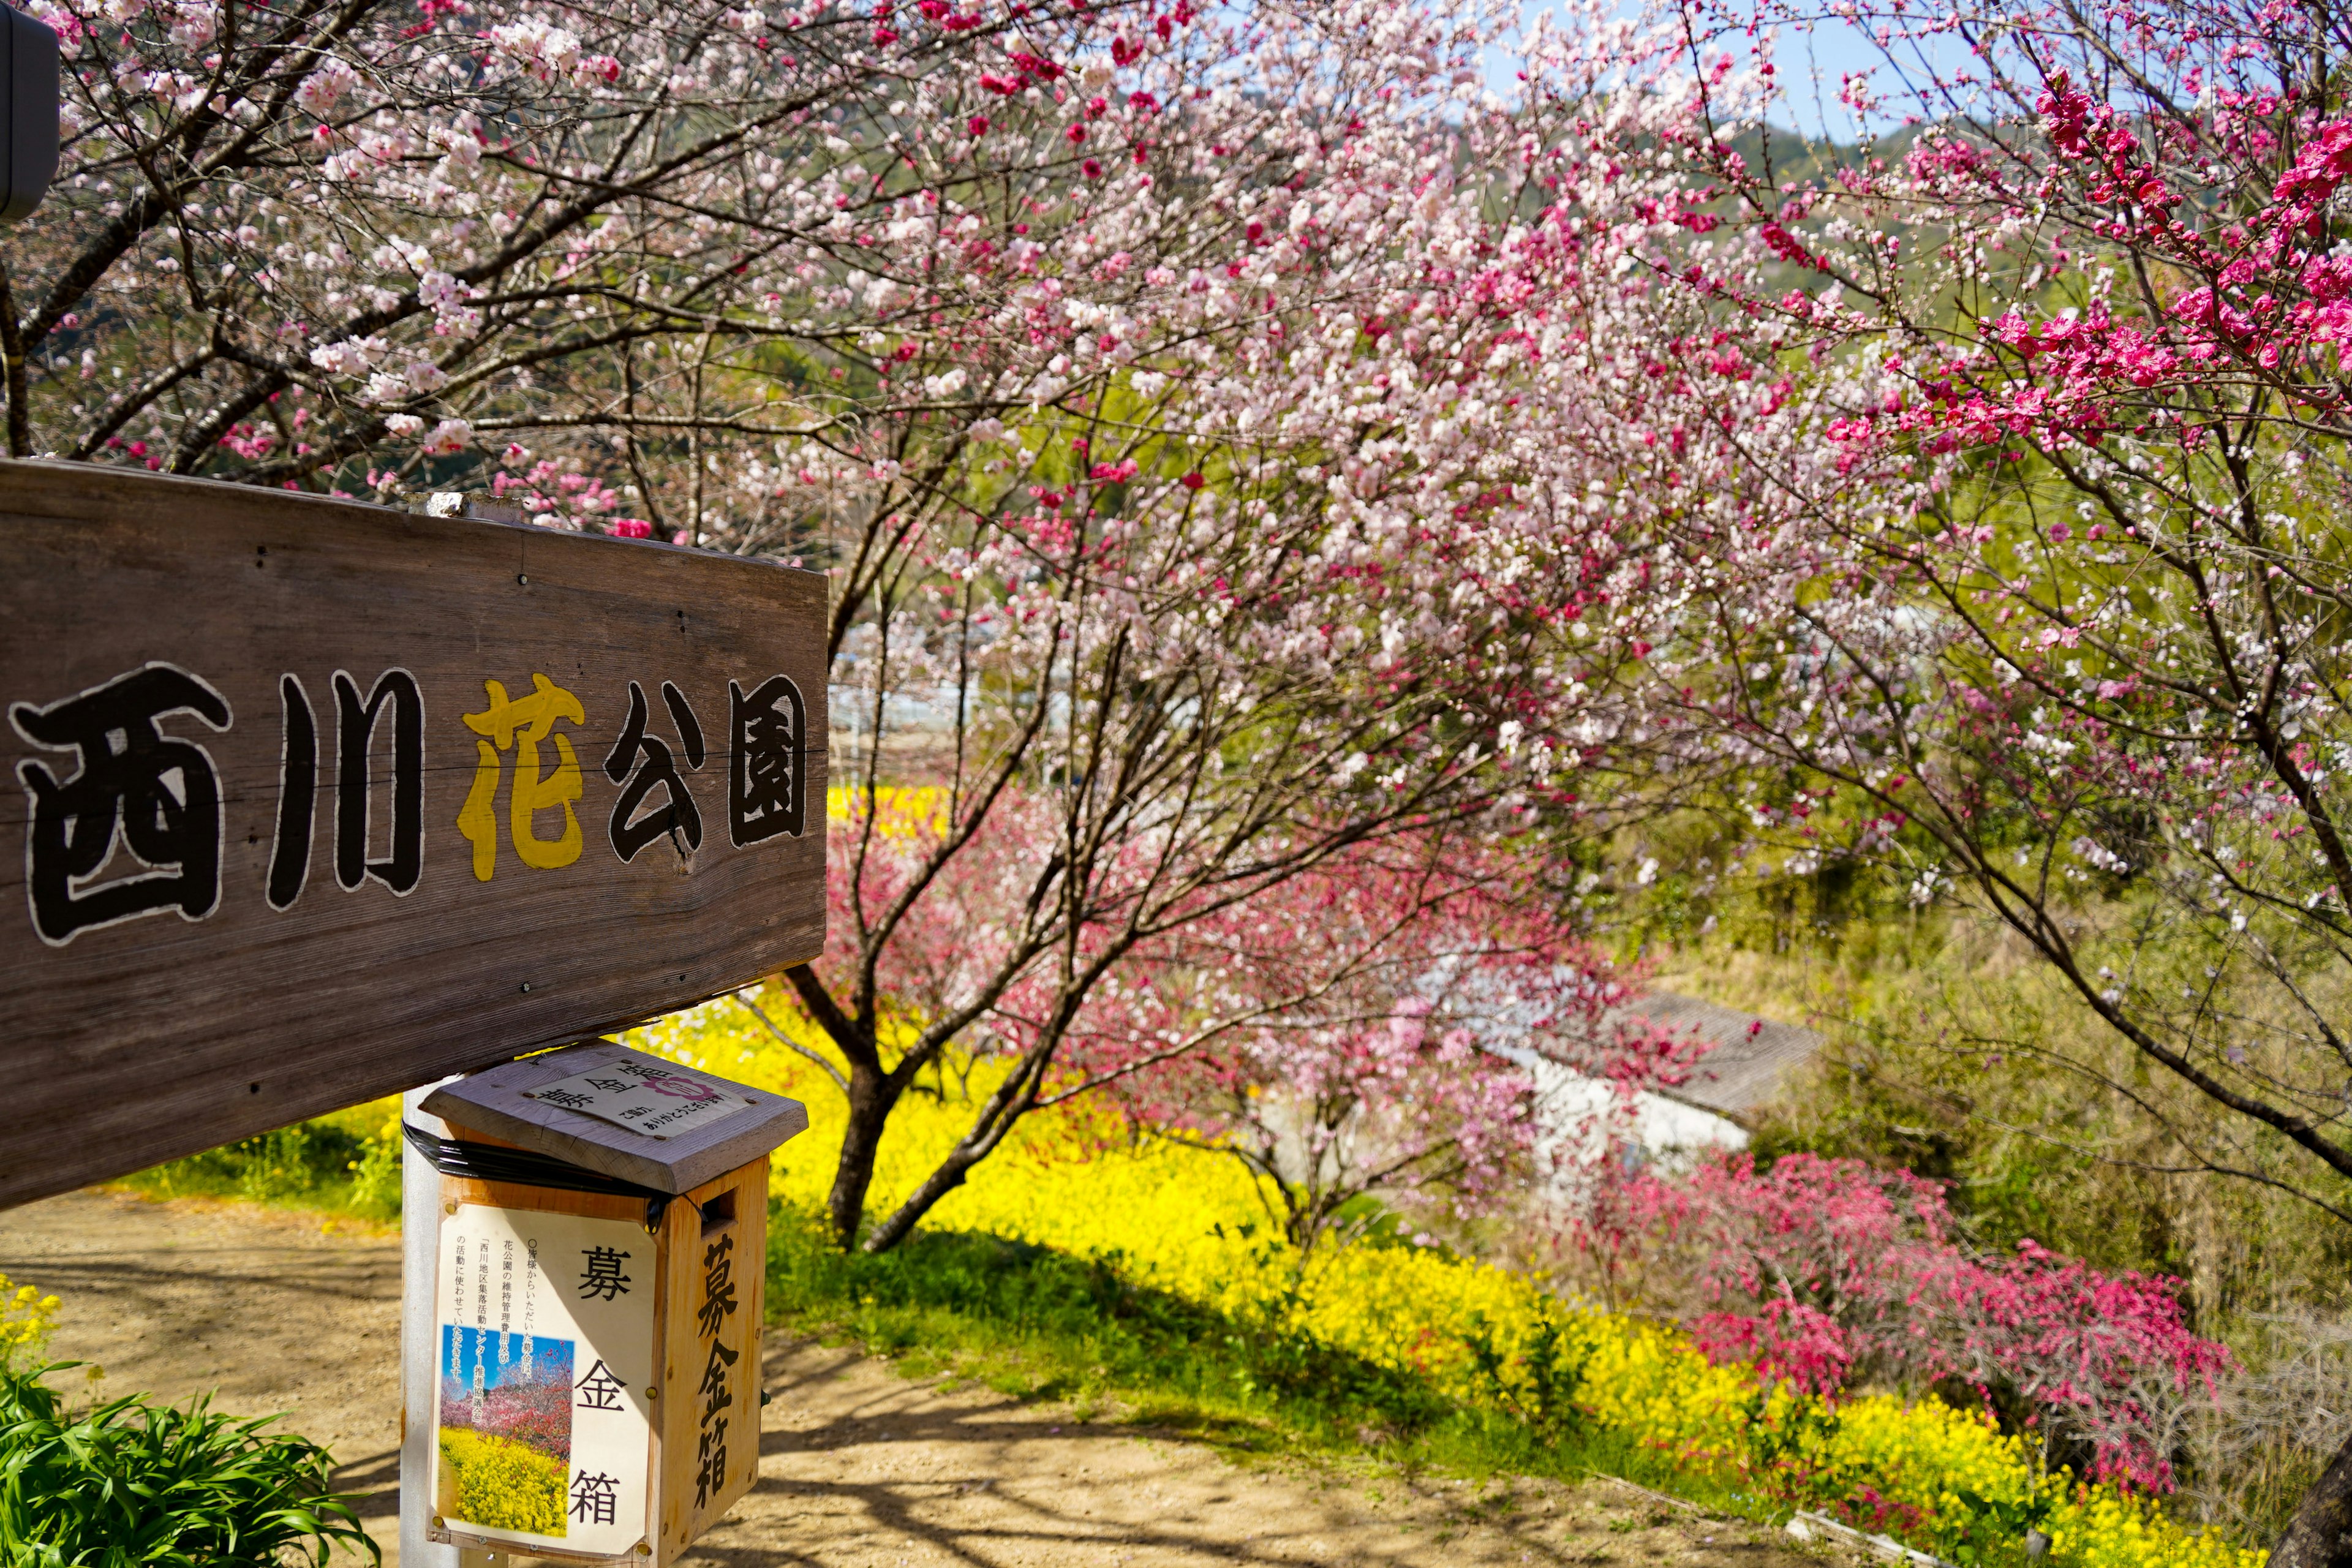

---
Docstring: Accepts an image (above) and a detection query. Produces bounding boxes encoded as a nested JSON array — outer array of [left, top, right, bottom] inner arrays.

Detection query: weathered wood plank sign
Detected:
[[0, 461, 828, 1208]]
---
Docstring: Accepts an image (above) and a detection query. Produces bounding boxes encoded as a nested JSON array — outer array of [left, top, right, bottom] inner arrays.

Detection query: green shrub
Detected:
[[0, 1357, 376, 1566], [121, 1098, 403, 1223]]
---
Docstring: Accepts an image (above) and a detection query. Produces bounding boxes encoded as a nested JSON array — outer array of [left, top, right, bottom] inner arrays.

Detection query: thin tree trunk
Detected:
[[860, 1144, 981, 1254], [826, 1062, 895, 1251], [0, 262, 29, 457], [2274, 1429, 2352, 1568]]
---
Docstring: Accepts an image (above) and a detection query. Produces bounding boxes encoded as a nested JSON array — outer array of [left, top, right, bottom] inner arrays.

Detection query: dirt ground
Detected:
[[0, 1189, 1833, 1568]]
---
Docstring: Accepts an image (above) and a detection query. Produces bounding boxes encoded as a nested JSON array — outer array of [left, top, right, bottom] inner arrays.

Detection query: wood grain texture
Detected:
[[0, 461, 827, 1208], [655, 1158, 767, 1561], [421, 1040, 809, 1194]]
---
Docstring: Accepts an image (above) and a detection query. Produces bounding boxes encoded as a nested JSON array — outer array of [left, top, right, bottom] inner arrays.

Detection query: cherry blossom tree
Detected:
[[755, 0, 1910, 1254], [21, 0, 1867, 1275], [1624, 0, 2352, 1226], [1572, 0, 2352, 1548]]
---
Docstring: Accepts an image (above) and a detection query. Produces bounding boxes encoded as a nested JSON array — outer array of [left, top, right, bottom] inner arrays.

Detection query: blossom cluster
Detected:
[[0, 1276, 60, 1371], [1589, 1152, 2233, 1490]]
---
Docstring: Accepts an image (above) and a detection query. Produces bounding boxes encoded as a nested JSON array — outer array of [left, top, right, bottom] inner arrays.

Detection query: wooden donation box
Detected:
[[411, 1039, 807, 1562]]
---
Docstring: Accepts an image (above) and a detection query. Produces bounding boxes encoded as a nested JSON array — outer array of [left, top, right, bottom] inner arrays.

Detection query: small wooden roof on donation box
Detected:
[[422, 1039, 809, 1194]]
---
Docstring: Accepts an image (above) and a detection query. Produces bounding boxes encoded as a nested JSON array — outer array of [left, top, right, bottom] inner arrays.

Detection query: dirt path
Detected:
[[0, 1190, 1823, 1568]]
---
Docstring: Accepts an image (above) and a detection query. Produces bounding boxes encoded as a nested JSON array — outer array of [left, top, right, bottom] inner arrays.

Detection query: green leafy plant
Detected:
[[0, 1363, 379, 1566], [1464, 1315, 1591, 1442], [0, 1281, 375, 1567]]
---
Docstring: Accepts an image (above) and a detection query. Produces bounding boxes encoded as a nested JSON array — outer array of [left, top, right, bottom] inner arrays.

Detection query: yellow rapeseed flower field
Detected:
[[632, 997, 2264, 1568], [439, 1428, 567, 1537]]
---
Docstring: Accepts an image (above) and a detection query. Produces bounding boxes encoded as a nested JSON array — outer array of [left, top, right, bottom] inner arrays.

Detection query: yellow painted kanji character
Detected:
[[457, 673, 587, 881]]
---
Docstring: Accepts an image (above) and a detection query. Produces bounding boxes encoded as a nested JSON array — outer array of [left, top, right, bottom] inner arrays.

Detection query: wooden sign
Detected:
[[0, 461, 827, 1208]]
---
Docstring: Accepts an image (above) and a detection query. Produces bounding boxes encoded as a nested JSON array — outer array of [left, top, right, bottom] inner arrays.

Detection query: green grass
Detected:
[[761, 1202, 1782, 1521], [113, 1109, 402, 1224]]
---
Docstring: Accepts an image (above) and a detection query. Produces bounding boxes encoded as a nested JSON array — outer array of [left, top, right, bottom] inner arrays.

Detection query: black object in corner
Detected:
[[1, 6, 57, 223]]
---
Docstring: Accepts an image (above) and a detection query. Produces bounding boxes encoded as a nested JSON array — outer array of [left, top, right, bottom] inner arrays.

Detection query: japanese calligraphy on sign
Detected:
[[0, 464, 827, 1208], [15, 658, 801, 925], [522, 1057, 754, 1140], [692, 1229, 742, 1510], [434, 1203, 654, 1556]]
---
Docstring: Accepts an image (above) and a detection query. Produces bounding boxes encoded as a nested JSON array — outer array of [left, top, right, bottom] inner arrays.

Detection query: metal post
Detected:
[[401, 1084, 464, 1568]]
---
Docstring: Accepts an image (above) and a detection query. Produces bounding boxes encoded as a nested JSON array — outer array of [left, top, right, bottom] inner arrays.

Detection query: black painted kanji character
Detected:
[[697, 1335, 739, 1423], [601, 680, 705, 862], [266, 676, 314, 911], [266, 669, 424, 910], [570, 1469, 620, 1525], [575, 1357, 628, 1411], [695, 1415, 729, 1507], [578, 1246, 632, 1301], [697, 1233, 738, 1338], [334, 669, 424, 892], [11, 663, 231, 945], [533, 1088, 595, 1110], [727, 675, 805, 846]]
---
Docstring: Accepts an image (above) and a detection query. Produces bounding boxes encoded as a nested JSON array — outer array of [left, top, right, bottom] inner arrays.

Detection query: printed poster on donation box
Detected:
[[434, 1204, 654, 1556]]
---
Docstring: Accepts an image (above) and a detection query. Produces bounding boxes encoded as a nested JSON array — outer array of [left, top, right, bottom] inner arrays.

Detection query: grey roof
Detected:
[[423, 1039, 809, 1194], [1621, 992, 1823, 1122]]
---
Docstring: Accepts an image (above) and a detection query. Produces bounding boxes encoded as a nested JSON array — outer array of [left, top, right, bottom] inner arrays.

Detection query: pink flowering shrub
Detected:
[[1594, 1152, 2231, 1490]]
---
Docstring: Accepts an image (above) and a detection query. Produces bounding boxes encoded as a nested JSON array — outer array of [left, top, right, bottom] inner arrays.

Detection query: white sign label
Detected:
[[433, 1204, 655, 1555], [521, 1056, 753, 1140]]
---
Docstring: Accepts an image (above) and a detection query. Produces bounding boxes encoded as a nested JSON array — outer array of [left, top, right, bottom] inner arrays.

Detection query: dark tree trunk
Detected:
[[2275, 1429, 2352, 1568], [827, 1060, 896, 1250], [861, 1145, 979, 1254]]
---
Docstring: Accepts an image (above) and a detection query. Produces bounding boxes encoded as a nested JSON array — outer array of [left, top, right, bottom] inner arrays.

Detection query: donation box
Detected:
[[407, 1040, 807, 1562]]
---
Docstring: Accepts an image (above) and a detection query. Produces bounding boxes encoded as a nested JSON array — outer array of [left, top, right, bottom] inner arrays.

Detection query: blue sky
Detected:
[[442, 1325, 573, 1392], [1491, 1, 1969, 139]]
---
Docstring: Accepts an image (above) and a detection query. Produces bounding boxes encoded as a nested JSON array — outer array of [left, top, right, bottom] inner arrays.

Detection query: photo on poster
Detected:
[[437, 1326, 577, 1537]]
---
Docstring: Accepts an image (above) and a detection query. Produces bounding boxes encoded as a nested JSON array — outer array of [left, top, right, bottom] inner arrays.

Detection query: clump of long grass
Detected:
[[0, 1273, 376, 1565]]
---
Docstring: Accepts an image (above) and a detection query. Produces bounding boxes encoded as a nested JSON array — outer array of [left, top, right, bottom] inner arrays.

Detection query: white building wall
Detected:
[[1529, 1058, 1748, 1191]]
